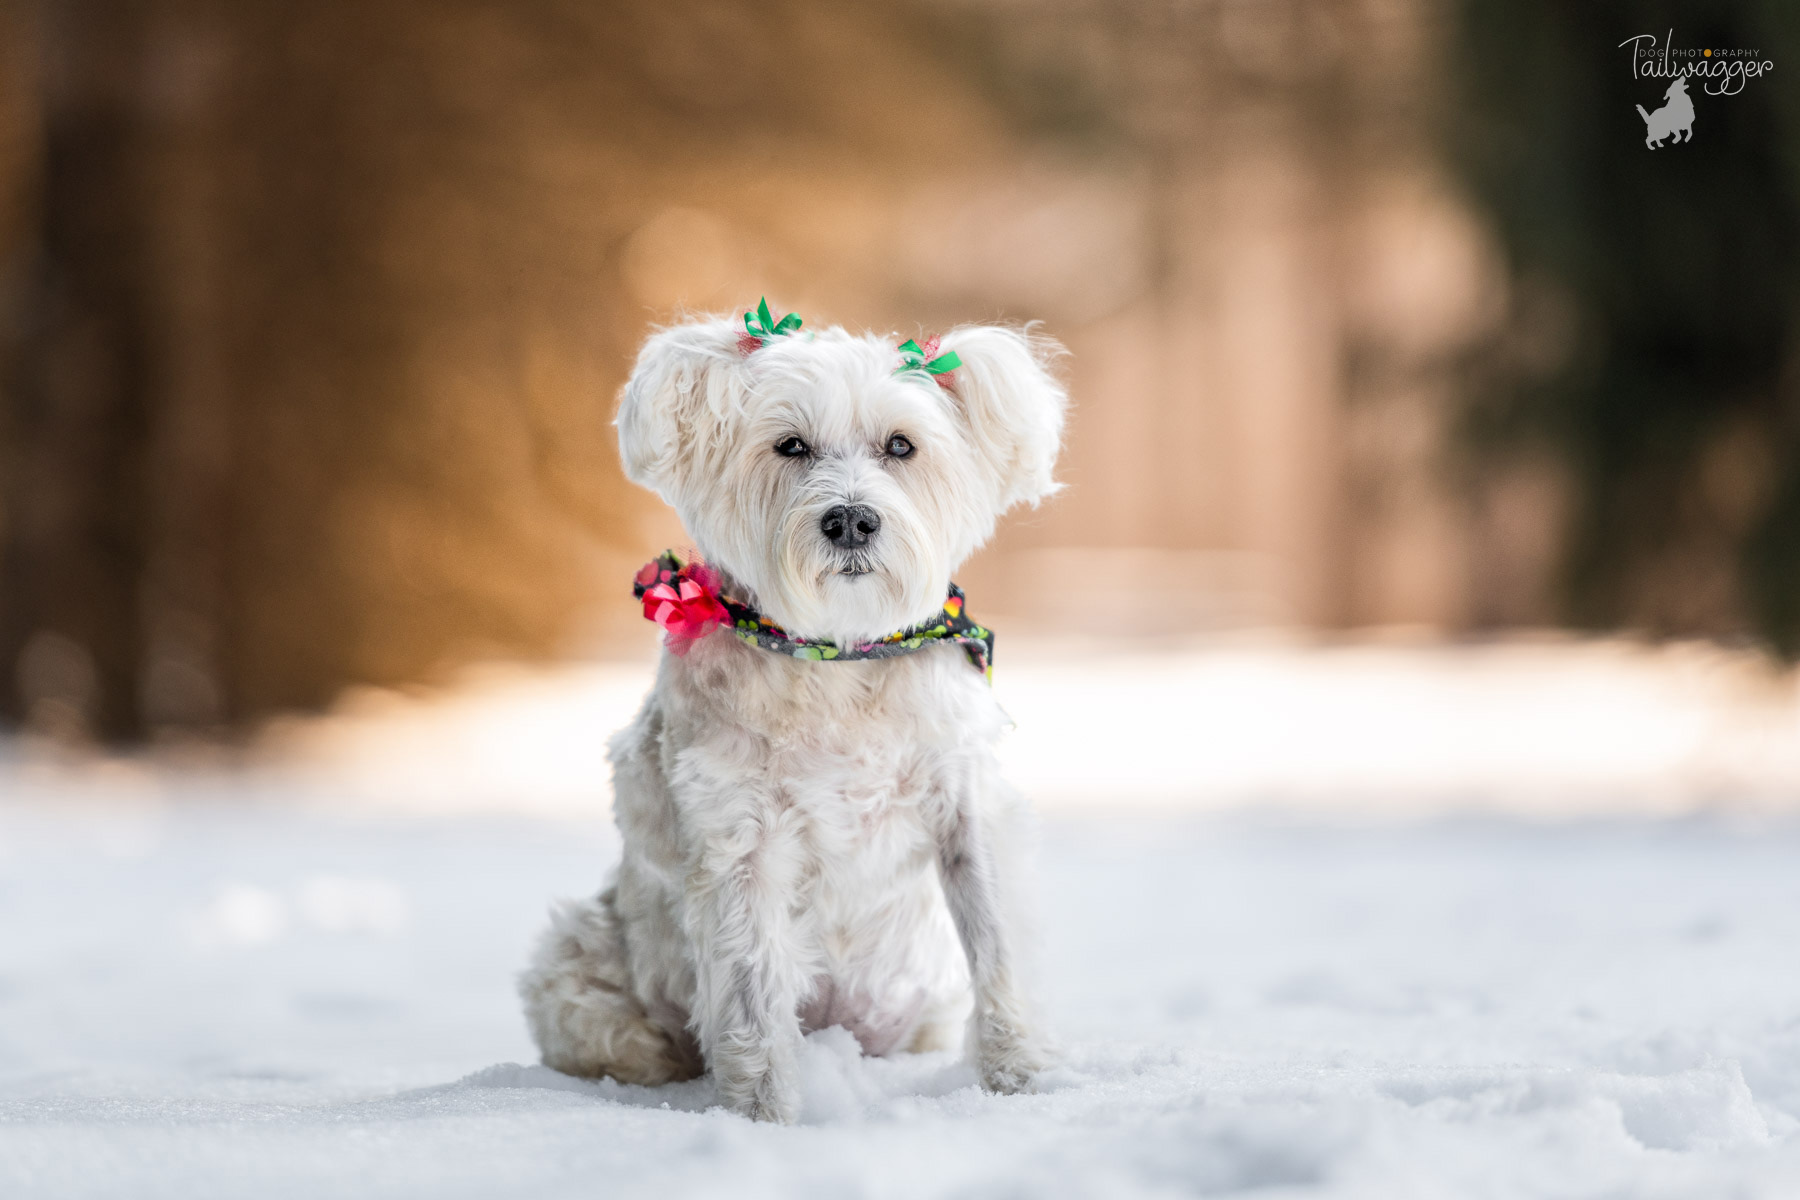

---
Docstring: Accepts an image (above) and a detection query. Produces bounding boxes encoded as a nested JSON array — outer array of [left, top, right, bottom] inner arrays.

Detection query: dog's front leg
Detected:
[[685, 805, 809, 1124], [932, 784, 1048, 1095]]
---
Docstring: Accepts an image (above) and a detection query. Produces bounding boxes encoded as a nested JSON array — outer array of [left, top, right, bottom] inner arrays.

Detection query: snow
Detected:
[[235, 636, 1800, 816], [6, 799, 1800, 1198], [5, 639, 1800, 1198]]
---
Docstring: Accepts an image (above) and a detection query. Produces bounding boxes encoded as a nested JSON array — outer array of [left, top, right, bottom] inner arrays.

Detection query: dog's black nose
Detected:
[[820, 504, 880, 549]]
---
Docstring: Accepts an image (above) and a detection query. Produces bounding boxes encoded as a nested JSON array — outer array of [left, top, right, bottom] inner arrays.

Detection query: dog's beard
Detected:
[[732, 506, 946, 646], [829, 550, 876, 578], [809, 564, 920, 643]]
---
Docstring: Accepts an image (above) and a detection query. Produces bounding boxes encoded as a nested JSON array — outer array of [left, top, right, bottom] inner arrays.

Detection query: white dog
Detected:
[[518, 303, 1067, 1123]]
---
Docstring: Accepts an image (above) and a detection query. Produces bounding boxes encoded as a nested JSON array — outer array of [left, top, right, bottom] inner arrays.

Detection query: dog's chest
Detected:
[[780, 744, 935, 855], [729, 657, 952, 865], [662, 637, 1001, 874], [775, 744, 954, 1000]]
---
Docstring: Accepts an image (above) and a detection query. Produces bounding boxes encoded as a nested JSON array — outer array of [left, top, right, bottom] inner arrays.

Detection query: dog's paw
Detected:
[[976, 1031, 1052, 1096], [727, 1070, 799, 1124], [714, 1045, 800, 1124], [737, 1088, 799, 1124]]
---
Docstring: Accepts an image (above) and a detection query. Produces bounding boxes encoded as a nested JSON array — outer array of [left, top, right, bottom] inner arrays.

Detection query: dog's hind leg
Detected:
[[519, 887, 702, 1085]]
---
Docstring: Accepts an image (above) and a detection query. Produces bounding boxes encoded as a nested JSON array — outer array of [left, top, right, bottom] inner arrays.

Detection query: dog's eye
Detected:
[[774, 436, 811, 458], [885, 434, 915, 460]]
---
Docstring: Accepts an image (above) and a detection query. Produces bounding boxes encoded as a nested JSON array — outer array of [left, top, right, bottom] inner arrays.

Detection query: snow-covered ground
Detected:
[[5, 641, 1800, 1198]]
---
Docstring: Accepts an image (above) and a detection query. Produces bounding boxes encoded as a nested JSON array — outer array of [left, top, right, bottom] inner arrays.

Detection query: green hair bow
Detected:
[[743, 297, 803, 342], [895, 338, 961, 378]]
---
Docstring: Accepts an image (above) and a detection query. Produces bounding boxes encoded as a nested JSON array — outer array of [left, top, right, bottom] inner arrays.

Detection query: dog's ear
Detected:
[[934, 325, 1069, 510], [615, 316, 745, 501]]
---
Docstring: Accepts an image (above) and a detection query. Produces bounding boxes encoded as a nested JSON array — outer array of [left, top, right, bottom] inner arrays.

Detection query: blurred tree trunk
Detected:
[[0, 0, 154, 740], [0, 0, 1006, 742]]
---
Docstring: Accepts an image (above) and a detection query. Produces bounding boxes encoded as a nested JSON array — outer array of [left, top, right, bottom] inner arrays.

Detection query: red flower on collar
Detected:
[[639, 559, 729, 654]]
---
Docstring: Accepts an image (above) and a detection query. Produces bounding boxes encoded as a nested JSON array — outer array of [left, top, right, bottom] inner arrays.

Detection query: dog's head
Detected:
[[1668, 75, 1690, 99], [616, 312, 1067, 645]]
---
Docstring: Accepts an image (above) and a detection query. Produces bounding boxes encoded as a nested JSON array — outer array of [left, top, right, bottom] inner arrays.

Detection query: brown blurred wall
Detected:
[[0, 0, 1551, 741], [0, 0, 1019, 737]]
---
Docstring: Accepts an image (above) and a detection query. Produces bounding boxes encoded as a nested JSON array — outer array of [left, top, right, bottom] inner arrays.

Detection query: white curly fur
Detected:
[[519, 311, 1067, 1122]]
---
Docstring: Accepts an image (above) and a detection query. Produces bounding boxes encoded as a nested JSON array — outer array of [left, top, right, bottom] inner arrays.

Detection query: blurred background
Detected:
[[0, 0, 1798, 811]]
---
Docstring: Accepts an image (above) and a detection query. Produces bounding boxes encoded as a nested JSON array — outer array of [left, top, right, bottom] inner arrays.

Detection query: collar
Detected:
[[633, 551, 994, 680]]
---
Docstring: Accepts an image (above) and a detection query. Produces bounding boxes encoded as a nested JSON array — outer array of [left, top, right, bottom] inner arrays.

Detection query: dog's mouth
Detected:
[[833, 554, 877, 578]]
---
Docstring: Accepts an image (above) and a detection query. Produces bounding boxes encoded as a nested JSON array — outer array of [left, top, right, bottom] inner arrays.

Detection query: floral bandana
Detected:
[[633, 551, 995, 680]]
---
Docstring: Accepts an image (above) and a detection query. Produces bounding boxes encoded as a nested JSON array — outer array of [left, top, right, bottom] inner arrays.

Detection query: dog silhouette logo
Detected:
[[1637, 75, 1695, 147]]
